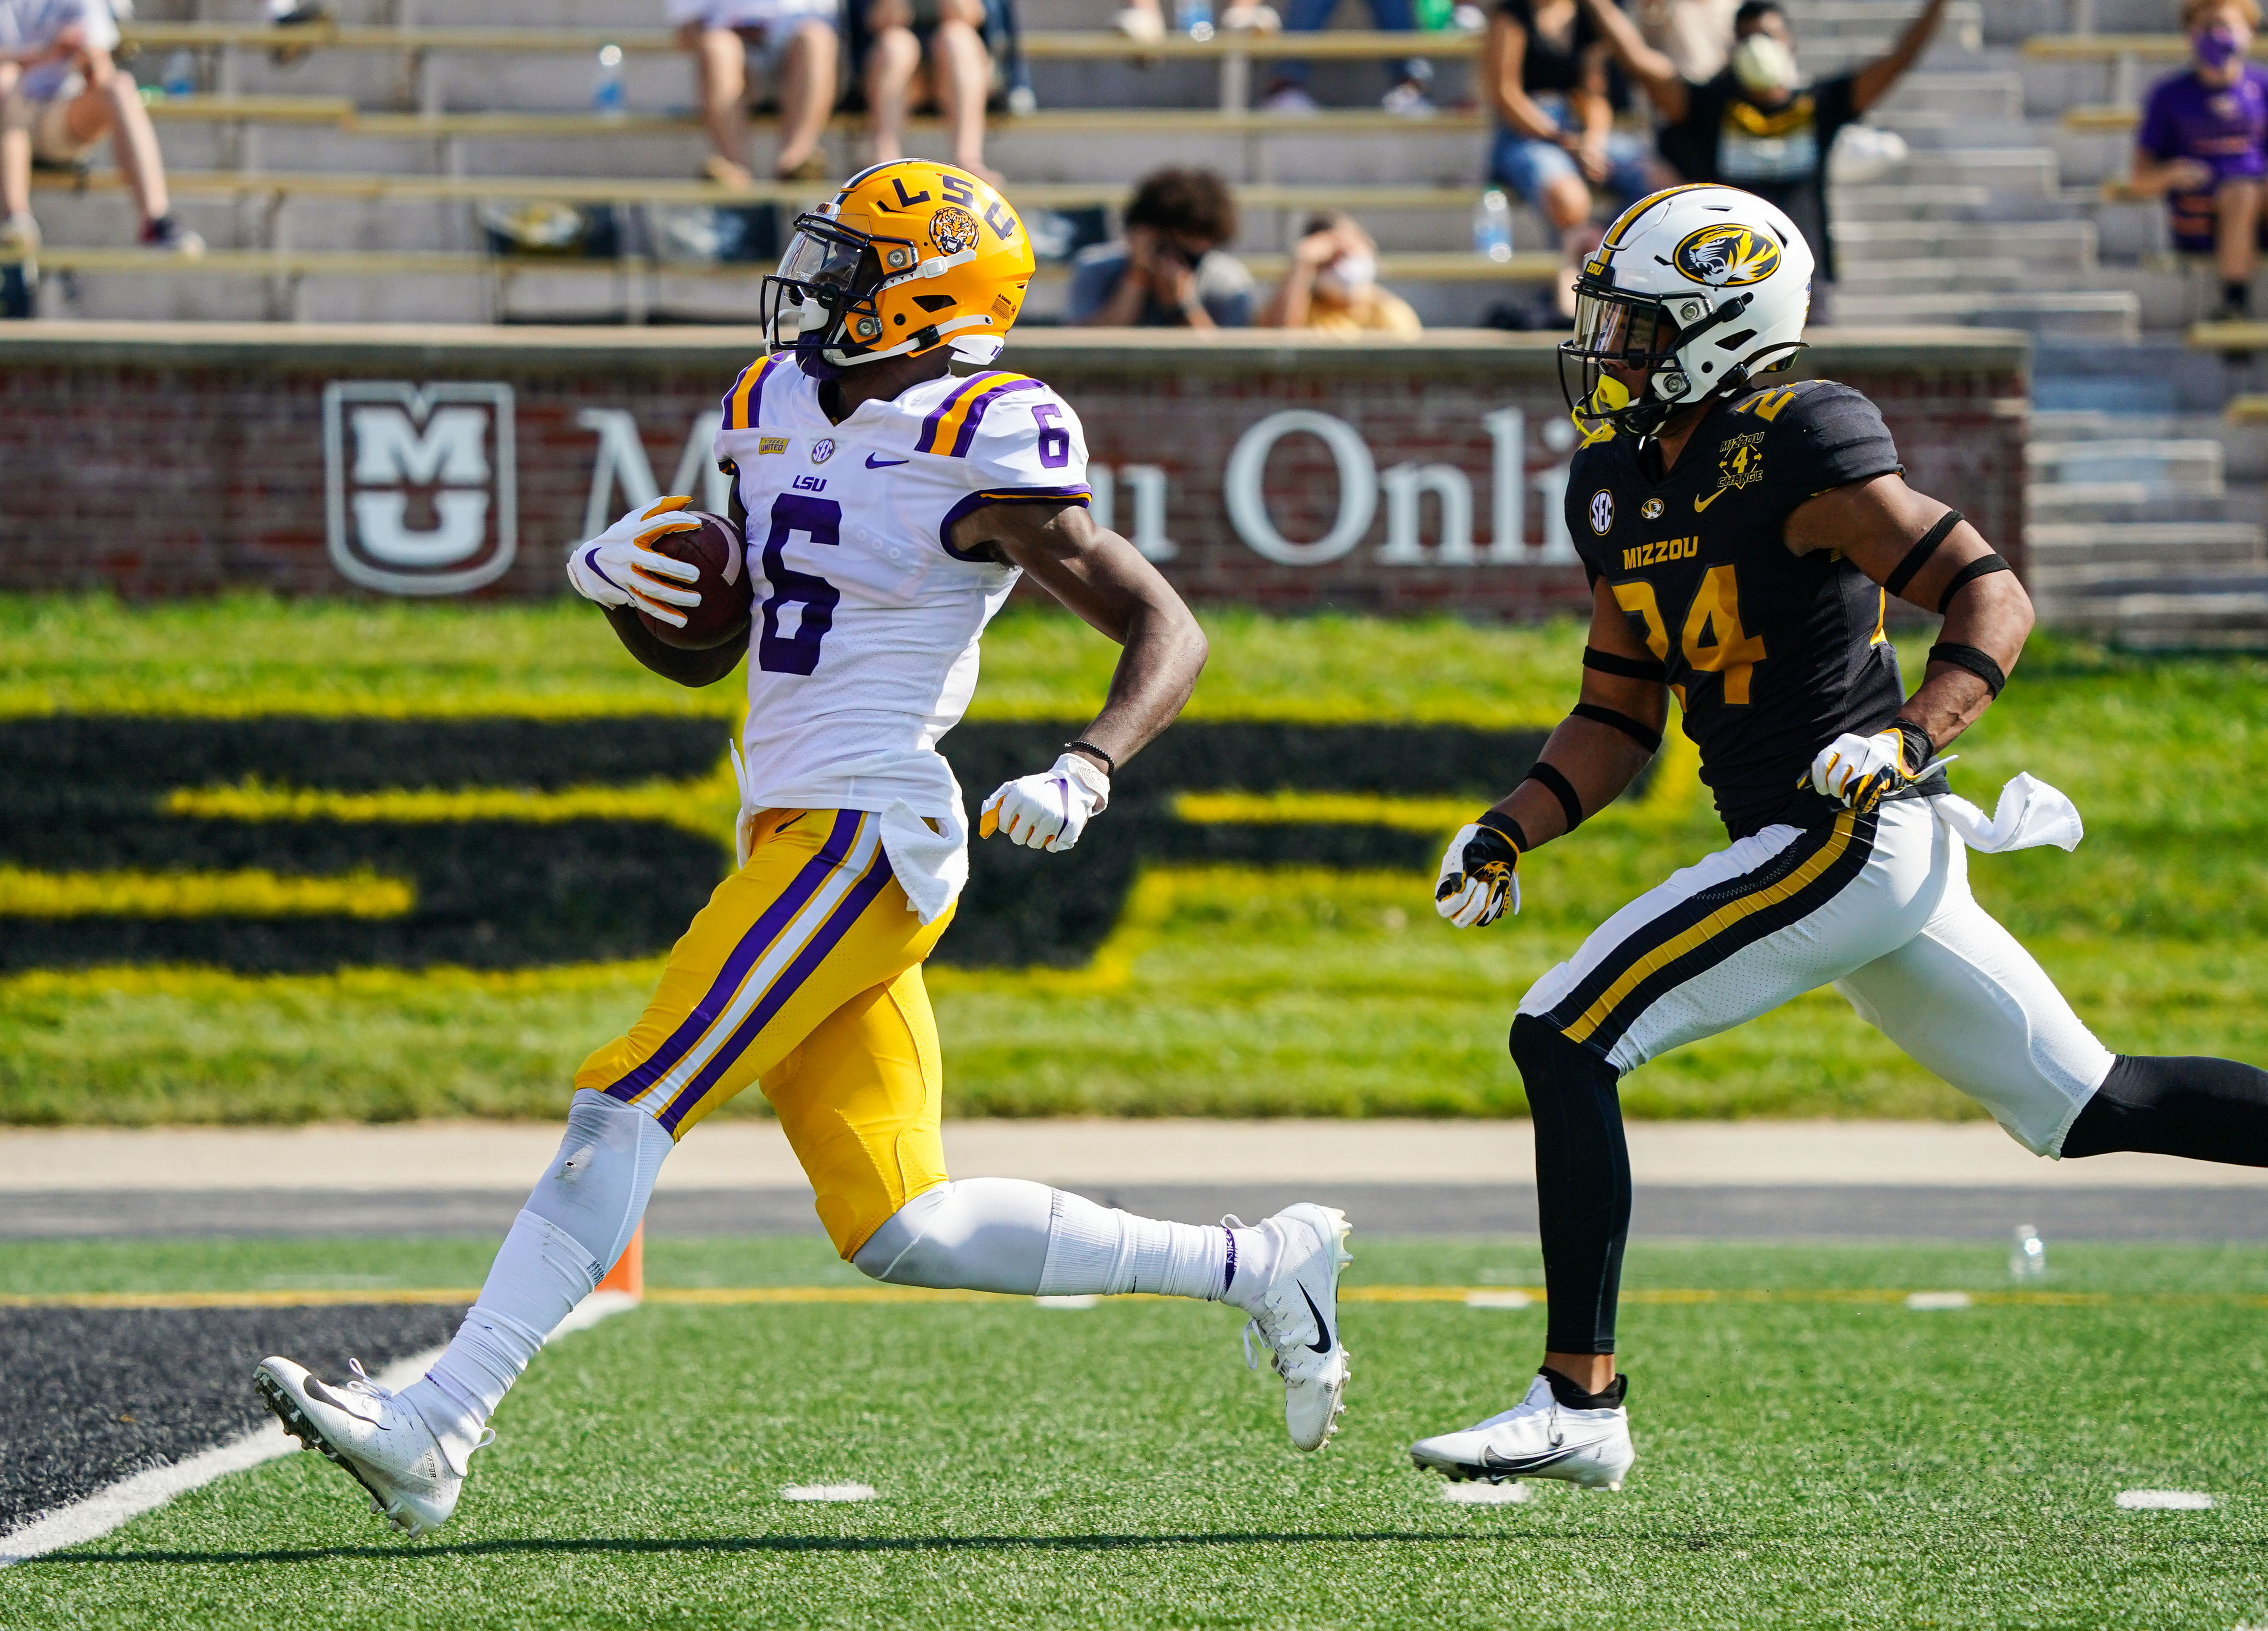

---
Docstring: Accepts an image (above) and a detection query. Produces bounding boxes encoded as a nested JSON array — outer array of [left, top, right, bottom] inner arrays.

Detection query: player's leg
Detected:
[[862, 2, 920, 164], [771, 19, 838, 180], [1834, 839, 2268, 1165], [771, 964, 1355, 1450], [1412, 804, 1944, 1489]]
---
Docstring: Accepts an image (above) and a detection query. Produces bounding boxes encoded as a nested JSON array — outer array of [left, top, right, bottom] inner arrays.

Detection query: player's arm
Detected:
[[1851, 0, 1948, 113], [1436, 578, 1668, 928], [1576, 0, 1687, 122], [950, 497, 1209, 849], [1785, 471, 2032, 804], [569, 494, 749, 688], [599, 606, 748, 688]]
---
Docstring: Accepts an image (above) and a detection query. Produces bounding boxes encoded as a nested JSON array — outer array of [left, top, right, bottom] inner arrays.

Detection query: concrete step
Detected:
[[1835, 289, 2138, 339], [1876, 71, 2022, 118], [2028, 521, 2268, 566], [2028, 437, 2225, 489], [1834, 256, 2032, 294], [1890, 147, 2061, 193], [2033, 583, 2268, 644], [1834, 217, 2098, 269]]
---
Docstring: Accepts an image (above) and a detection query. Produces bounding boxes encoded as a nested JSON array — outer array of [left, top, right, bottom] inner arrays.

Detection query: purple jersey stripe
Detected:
[[947, 378, 1045, 459], [654, 840, 899, 1133], [601, 808, 864, 1106], [916, 371, 1004, 454]]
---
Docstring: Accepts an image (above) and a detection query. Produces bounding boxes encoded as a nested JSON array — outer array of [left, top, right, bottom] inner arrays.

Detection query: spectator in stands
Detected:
[[1487, 0, 1655, 299], [1068, 166, 1254, 327], [2132, 0, 2268, 321], [863, 0, 994, 180], [0, 0, 202, 257], [1580, 0, 1947, 314], [1259, 210, 1423, 332], [1634, 0, 1734, 81], [1260, 0, 1432, 117], [671, 0, 841, 185]]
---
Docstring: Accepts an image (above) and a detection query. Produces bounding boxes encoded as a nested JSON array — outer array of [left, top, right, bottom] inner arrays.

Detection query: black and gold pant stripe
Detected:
[[1545, 811, 1879, 1059]]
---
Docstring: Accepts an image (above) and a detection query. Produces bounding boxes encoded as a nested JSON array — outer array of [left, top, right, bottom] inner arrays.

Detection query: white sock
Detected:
[[1222, 1222, 1279, 1314], [1035, 1188, 1230, 1301], [406, 1210, 598, 1464]]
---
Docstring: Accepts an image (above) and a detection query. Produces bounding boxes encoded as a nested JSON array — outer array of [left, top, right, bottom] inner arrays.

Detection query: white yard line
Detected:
[[0, 1292, 639, 1566]]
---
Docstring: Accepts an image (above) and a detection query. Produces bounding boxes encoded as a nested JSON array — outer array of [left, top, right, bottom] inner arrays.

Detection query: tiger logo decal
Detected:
[[1671, 224, 1783, 288], [929, 205, 982, 259]]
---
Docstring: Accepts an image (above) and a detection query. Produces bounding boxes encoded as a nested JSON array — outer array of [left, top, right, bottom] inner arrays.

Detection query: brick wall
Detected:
[[0, 325, 2028, 610]]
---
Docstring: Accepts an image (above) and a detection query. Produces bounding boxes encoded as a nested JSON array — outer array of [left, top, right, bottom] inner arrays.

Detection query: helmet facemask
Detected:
[[760, 209, 922, 381], [1559, 269, 1757, 438]]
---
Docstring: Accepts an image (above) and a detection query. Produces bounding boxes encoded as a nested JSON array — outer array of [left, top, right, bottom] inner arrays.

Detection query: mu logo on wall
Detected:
[[0, 719, 1564, 975]]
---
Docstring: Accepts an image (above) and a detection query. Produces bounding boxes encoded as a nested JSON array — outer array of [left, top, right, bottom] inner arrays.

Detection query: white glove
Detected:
[[979, 753, 1111, 852], [1434, 816, 1521, 929], [566, 496, 704, 628], [1806, 723, 1944, 814]]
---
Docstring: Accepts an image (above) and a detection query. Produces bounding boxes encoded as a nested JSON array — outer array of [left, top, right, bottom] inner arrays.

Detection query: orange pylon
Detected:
[[596, 1222, 645, 1299]]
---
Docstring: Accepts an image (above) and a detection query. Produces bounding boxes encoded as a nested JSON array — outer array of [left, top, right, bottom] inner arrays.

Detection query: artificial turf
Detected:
[[3, 1237, 2266, 1629]]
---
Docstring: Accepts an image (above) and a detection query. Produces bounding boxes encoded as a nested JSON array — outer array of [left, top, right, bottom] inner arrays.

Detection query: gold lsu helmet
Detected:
[[761, 160, 1036, 380]]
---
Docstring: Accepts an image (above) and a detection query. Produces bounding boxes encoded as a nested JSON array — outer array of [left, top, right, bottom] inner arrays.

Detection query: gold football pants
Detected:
[[574, 808, 953, 1258]]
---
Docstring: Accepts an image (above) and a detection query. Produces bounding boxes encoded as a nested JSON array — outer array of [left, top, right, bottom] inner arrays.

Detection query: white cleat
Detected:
[[253, 1355, 485, 1536], [1231, 1203, 1353, 1452], [1409, 1371, 1635, 1491]]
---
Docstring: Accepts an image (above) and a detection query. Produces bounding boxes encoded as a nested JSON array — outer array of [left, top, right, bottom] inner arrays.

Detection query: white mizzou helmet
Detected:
[[1560, 183, 1814, 437]]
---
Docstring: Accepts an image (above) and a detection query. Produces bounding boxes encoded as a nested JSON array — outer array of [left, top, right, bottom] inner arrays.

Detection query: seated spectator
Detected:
[[1259, 211, 1422, 332], [1486, 0, 1654, 309], [2132, 0, 2268, 321], [1634, 0, 1734, 80], [1261, 0, 1430, 116], [864, 0, 994, 180], [670, 0, 841, 185], [1068, 167, 1254, 327], [1582, 0, 1946, 314], [0, 0, 202, 257]]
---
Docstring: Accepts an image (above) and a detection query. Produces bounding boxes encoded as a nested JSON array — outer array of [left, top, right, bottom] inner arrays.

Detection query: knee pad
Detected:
[[522, 1088, 675, 1276], [850, 1177, 1054, 1296]]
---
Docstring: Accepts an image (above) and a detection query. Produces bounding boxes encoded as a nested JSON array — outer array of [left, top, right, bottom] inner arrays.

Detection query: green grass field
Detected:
[[5, 595, 2268, 1125], [7, 1235, 2268, 1629]]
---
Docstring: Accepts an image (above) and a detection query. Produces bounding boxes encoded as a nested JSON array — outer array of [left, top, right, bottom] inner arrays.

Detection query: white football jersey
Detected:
[[712, 353, 1091, 845]]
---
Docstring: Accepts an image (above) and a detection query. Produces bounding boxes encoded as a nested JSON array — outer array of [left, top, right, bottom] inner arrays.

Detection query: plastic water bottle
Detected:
[[2010, 1224, 2046, 1282], [1473, 187, 1512, 263], [593, 43, 626, 118], [1174, 0, 1214, 41], [160, 48, 197, 98], [1415, 0, 1454, 30]]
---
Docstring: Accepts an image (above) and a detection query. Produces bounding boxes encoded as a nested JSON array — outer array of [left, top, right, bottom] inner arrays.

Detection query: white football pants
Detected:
[[1518, 798, 2116, 1155]]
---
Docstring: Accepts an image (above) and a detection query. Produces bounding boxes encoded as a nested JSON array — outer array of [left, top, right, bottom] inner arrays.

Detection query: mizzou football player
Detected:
[[255, 162, 1353, 1537], [1413, 183, 2268, 1492]]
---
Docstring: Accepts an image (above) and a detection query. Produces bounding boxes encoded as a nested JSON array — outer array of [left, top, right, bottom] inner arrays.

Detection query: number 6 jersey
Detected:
[[711, 354, 1091, 909]]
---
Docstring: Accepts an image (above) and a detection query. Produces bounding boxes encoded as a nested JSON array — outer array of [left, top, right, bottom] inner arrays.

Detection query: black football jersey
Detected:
[[1566, 378, 1923, 839]]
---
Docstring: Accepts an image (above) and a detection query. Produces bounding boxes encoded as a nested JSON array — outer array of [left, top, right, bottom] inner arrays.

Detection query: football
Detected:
[[637, 510, 751, 651]]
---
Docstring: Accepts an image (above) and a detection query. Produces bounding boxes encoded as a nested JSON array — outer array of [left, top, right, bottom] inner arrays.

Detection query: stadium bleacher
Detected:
[[6, 0, 2264, 639]]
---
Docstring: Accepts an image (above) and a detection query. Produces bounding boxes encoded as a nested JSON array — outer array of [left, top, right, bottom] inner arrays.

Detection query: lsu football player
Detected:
[[1411, 183, 2268, 1492], [254, 163, 1352, 1536]]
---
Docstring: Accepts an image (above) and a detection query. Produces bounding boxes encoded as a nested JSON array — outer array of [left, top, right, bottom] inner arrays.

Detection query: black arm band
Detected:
[[1475, 810, 1530, 855], [1520, 760, 1586, 833], [1882, 509, 1964, 599], [1926, 641, 2007, 697], [1062, 740, 1115, 775], [1582, 645, 1667, 683], [1571, 701, 1664, 754], [1936, 553, 2012, 614]]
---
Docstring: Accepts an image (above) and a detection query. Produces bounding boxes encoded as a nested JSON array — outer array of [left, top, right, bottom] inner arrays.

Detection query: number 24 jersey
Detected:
[[1566, 378, 1910, 840], [712, 354, 1092, 822]]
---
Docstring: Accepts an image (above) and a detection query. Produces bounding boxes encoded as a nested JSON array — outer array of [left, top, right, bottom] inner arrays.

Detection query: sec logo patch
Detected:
[[810, 438, 836, 464], [1640, 497, 1665, 521], [1589, 489, 1616, 536]]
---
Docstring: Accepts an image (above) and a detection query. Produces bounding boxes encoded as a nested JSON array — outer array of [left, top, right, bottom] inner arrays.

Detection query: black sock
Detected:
[[1512, 1012, 1631, 1356], [1541, 1366, 1628, 1410], [2224, 280, 2251, 313], [2062, 1054, 2268, 1163]]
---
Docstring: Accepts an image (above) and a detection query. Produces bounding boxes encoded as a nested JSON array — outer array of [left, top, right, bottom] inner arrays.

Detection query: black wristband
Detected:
[[1062, 739, 1115, 775], [1572, 701, 1665, 754], [1582, 645, 1667, 682], [1890, 719, 1936, 772], [1883, 509, 1963, 599], [1936, 553, 2012, 614], [1926, 641, 2007, 697], [1475, 810, 1530, 855], [1520, 760, 1586, 832]]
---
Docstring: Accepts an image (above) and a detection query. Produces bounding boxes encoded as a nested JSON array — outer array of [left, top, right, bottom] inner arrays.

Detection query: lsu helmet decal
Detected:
[[761, 160, 1037, 380]]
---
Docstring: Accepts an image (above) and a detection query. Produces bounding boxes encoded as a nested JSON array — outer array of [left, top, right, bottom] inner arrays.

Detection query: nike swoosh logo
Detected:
[[1300, 1284, 1333, 1354], [866, 454, 909, 468], [1693, 486, 1730, 512], [1479, 1445, 1579, 1475]]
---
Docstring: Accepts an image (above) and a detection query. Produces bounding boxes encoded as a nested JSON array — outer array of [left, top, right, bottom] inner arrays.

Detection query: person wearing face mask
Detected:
[[1579, 0, 1947, 316], [1259, 212, 1423, 333], [2133, 0, 2268, 321]]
